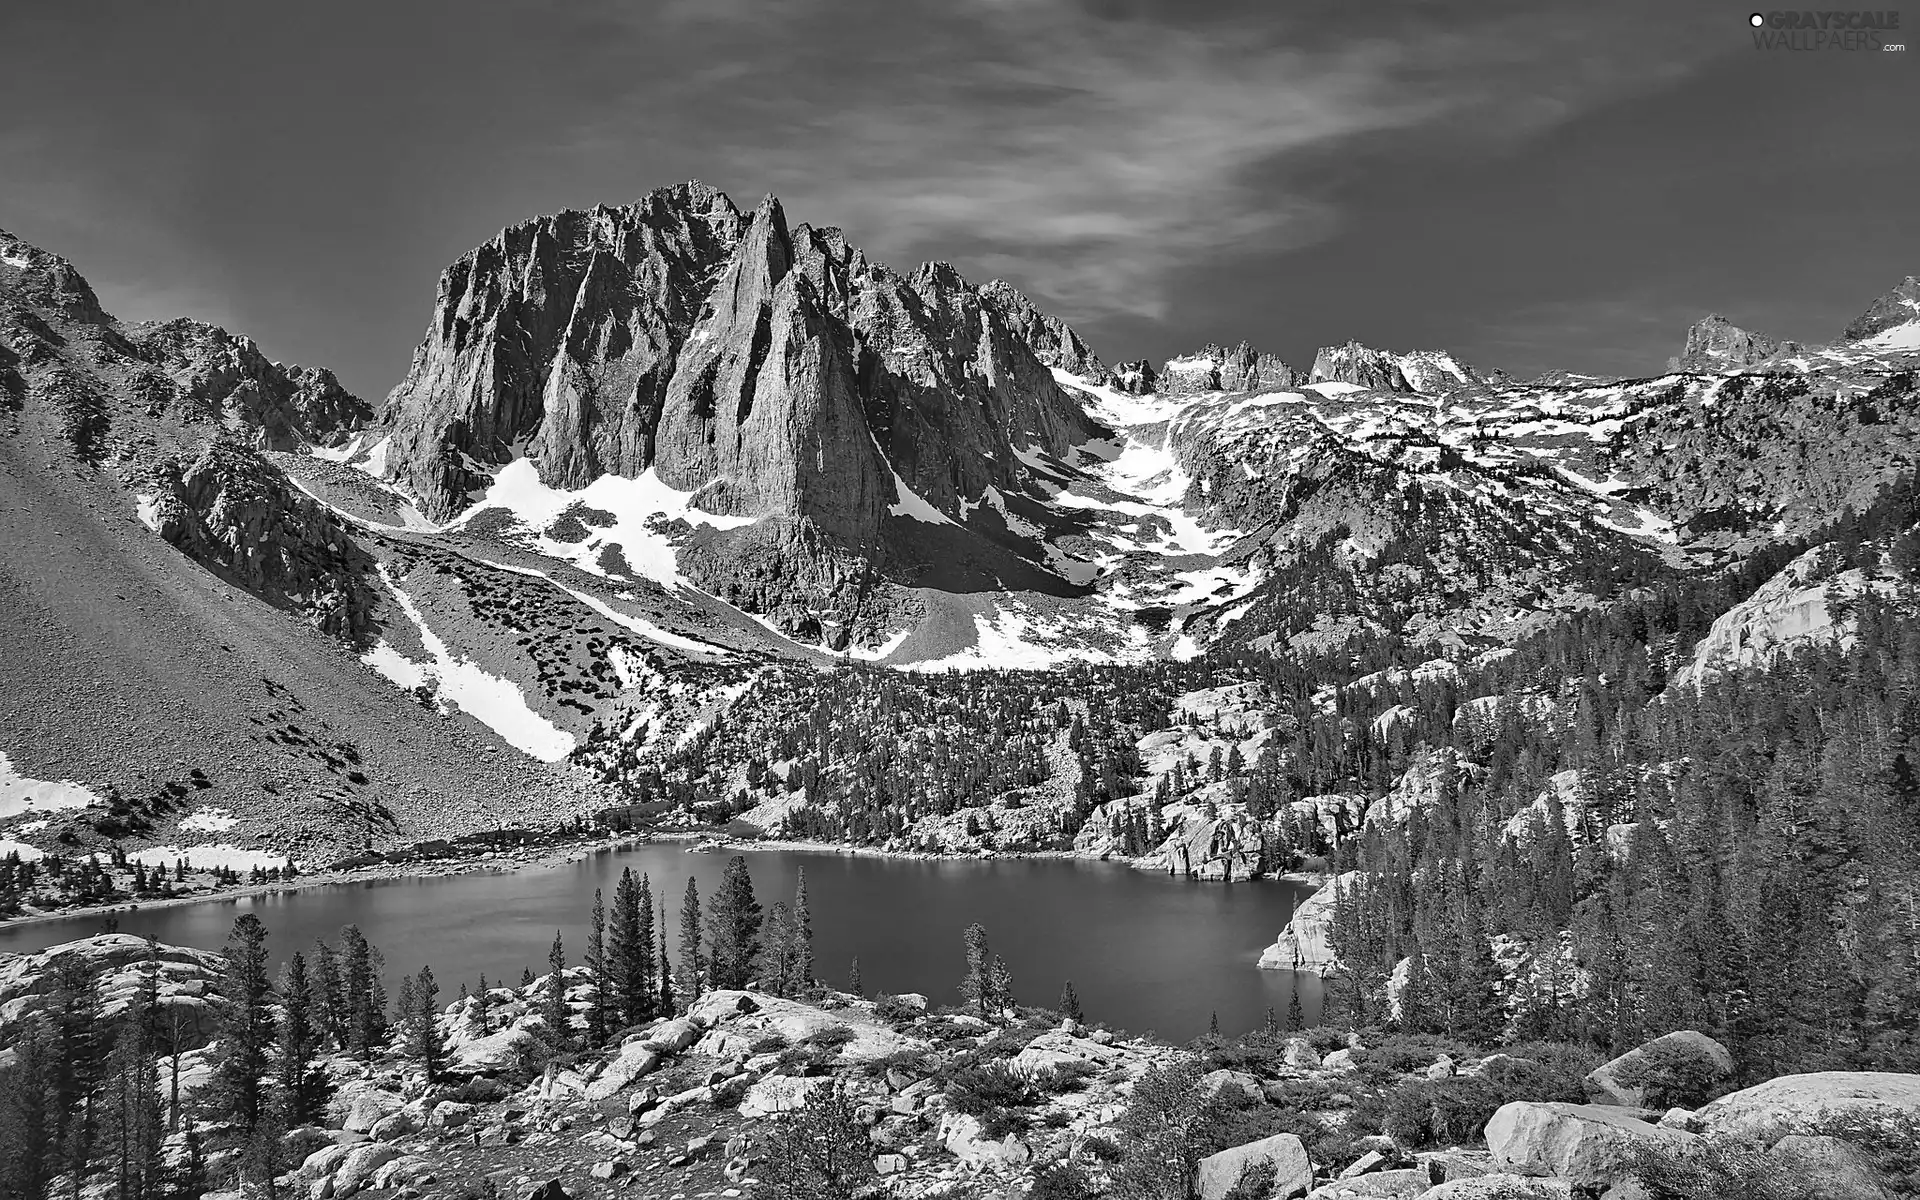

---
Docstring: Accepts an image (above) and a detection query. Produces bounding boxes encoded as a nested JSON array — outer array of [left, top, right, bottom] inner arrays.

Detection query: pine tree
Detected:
[[1058, 980, 1083, 1023], [657, 898, 675, 1016], [959, 924, 1012, 1019], [608, 869, 651, 1028], [586, 889, 609, 1046], [761, 902, 797, 997], [340, 925, 385, 1060], [45, 950, 105, 1187], [677, 878, 705, 1004], [1286, 981, 1305, 1033], [98, 942, 164, 1200], [311, 940, 344, 1050], [848, 957, 863, 997], [792, 869, 814, 992], [0, 1015, 58, 1200], [542, 933, 570, 1050], [208, 914, 275, 1136], [276, 951, 330, 1125], [466, 973, 490, 1039], [705, 856, 763, 990], [405, 966, 446, 1081]]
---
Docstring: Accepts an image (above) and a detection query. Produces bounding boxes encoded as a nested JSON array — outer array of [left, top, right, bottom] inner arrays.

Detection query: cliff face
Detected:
[[384, 182, 747, 515], [381, 183, 1101, 635], [1159, 341, 1299, 396], [1667, 313, 1801, 372]]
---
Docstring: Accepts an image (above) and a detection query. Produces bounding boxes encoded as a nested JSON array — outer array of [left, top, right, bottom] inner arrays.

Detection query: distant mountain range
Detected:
[[2, 182, 1917, 864]]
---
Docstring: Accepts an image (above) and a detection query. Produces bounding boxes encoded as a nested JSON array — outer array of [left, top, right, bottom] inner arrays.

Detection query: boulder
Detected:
[[938, 1112, 1030, 1168], [643, 1018, 702, 1053], [876, 1153, 908, 1175], [1694, 1071, 1920, 1144], [297, 1144, 353, 1183], [1423, 1177, 1575, 1199], [1427, 1055, 1457, 1080], [1011, 1031, 1145, 1078], [331, 1082, 404, 1134], [1323, 1049, 1358, 1073], [584, 1044, 661, 1101], [367, 1108, 423, 1142], [1284, 1038, 1324, 1070], [1583, 1031, 1733, 1109], [450, 1025, 540, 1074], [1769, 1134, 1895, 1200], [1305, 1169, 1433, 1198], [331, 1144, 400, 1198], [1196, 1132, 1313, 1200], [1486, 1102, 1696, 1189], [428, 1100, 473, 1130], [1199, 1069, 1265, 1106], [740, 1074, 829, 1119]]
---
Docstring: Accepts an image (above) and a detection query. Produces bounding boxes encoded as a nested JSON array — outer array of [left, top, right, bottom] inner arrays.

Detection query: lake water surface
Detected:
[[0, 845, 1323, 1041]]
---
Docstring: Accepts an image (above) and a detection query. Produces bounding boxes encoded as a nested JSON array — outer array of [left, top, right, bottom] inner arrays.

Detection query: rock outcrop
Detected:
[[1259, 870, 1359, 973], [149, 436, 377, 642], [1159, 342, 1299, 395], [133, 318, 371, 449], [1196, 1131, 1313, 1200], [1310, 342, 1413, 392], [1693, 1071, 1920, 1144], [1667, 313, 1801, 372], [1839, 276, 1920, 343], [1485, 1102, 1695, 1189], [379, 181, 1102, 636], [977, 279, 1107, 378], [1583, 1030, 1734, 1109], [0, 934, 224, 1058]]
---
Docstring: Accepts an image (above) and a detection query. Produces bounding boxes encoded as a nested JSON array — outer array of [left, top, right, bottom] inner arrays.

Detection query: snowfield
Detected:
[[365, 566, 578, 761], [0, 750, 102, 820], [453, 459, 755, 589], [126, 844, 298, 872]]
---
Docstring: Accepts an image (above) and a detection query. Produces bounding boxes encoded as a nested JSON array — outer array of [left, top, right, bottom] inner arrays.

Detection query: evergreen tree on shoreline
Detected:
[[705, 856, 763, 990], [677, 878, 705, 1005]]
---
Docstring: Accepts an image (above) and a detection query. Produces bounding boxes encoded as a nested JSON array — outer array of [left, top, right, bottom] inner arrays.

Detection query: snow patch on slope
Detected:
[[456, 459, 754, 589], [0, 750, 103, 820], [367, 566, 577, 761]]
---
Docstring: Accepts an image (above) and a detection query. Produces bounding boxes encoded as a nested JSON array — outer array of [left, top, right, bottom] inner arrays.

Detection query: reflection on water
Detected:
[[0, 844, 1323, 1041]]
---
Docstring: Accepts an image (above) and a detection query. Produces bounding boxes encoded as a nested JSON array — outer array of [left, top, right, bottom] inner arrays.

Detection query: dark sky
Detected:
[[2, 0, 1914, 397]]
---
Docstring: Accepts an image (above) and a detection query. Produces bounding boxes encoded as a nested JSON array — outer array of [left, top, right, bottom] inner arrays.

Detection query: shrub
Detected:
[[1479, 1048, 1594, 1105], [443, 1076, 508, 1104], [802, 1023, 855, 1049], [1082, 1134, 1125, 1163], [1224, 1159, 1277, 1200], [874, 994, 926, 1024], [1034, 1060, 1098, 1095], [946, 1061, 1038, 1116], [1611, 1040, 1728, 1110], [1626, 1136, 1804, 1200], [1263, 1078, 1337, 1111], [1381, 1076, 1502, 1148], [749, 1032, 792, 1054], [1359, 1033, 1480, 1079], [1030, 1160, 1097, 1200]]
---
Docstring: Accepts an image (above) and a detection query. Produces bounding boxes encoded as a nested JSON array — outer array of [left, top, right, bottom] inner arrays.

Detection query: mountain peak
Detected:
[[1668, 313, 1800, 372], [0, 227, 108, 324], [1840, 276, 1920, 343], [1309, 341, 1411, 392], [1158, 341, 1298, 395]]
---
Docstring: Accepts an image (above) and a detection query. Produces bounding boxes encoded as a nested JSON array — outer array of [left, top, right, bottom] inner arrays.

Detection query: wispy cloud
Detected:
[[579, 0, 1731, 323]]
